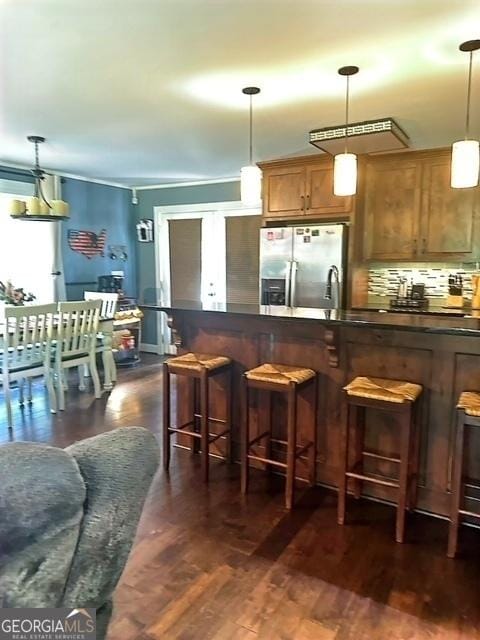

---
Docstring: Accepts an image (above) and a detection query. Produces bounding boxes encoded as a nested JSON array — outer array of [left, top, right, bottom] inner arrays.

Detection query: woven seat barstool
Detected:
[[241, 362, 317, 510], [163, 352, 233, 482], [338, 375, 423, 543], [447, 391, 480, 558]]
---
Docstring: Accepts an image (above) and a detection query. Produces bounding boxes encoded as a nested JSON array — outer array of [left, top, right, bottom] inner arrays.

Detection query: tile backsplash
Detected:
[[368, 263, 479, 300]]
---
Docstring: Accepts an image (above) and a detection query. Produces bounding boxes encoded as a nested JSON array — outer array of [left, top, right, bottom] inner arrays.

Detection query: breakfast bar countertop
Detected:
[[141, 303, 480, 337]]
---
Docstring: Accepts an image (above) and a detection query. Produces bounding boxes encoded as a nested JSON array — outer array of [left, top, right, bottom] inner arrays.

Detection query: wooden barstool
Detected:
[[241, 363, 317, 509], [163, 352, 233, 482], [448, 392, 480, 558], [338, 376, 422, 543]]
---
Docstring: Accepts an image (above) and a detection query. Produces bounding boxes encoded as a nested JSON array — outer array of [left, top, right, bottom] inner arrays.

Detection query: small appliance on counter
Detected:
[[389, 281, 428, 311], [446, 273, 464, 309], [472, 274, 480, 309], [98, 274, 124, 295]]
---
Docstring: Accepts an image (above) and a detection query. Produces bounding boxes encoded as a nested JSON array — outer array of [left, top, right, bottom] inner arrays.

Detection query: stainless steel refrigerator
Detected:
[[259, 223, 347, 309]]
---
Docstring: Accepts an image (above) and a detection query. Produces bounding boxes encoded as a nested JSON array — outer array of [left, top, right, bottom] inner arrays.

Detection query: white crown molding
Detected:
[[134, 177, 240, 190], [0, 159, 131, 190]]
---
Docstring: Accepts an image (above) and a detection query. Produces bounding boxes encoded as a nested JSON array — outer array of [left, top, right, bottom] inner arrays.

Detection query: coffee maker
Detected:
[[97, 274, 124, 295]]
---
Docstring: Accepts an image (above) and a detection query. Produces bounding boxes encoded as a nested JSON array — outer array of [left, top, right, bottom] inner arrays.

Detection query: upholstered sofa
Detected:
[[0, 427, 159, 640]]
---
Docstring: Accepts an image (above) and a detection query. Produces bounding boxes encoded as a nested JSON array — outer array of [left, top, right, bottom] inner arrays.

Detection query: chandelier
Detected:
[[9, 136, 70, 220]]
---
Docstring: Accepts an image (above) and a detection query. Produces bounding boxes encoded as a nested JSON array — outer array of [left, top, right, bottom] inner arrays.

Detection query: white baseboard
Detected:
[[140, 342, 162, 355]]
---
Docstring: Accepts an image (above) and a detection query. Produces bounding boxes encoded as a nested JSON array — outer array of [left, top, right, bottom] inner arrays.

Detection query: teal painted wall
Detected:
[[62, 178, 136, 300], [134, 180, 241, 344]]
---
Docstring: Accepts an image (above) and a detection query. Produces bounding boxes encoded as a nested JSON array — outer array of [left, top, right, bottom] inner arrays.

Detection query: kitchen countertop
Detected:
[[352, 304, 467, 317], [142, 303, 480, 337]]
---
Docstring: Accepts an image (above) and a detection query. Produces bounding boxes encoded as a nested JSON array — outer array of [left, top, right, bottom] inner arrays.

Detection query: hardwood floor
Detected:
[[1, 355, 479, 639]]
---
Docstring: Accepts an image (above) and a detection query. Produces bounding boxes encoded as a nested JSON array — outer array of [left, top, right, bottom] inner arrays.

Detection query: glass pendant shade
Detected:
[[240, 164, 262, 205], [334, 152, 357, 196], [451, 139, 480, 188]]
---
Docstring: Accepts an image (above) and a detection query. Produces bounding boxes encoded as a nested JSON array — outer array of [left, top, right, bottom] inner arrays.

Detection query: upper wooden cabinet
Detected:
[[364, 158, 421, 260], [262, 164, 305, 218], [260, 156, 353, 221], [420, 155, 477, 258], [363, 150, 479, 261]]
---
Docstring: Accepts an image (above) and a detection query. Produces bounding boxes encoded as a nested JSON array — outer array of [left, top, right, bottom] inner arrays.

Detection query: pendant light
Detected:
[[334, 66, 359, 197], [240, 86, 262, 205], [451, 40, 480, 189]]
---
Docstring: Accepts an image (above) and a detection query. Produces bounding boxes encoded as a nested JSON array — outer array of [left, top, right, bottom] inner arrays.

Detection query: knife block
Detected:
[[446, 295, 464, 308]]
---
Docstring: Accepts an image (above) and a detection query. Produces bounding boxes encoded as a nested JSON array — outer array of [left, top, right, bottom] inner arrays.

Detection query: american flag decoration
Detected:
[[68, 229, 107, 259]]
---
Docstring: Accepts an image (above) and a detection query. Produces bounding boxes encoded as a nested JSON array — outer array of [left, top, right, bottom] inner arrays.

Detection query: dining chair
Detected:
[[84, 291, 118, 390], [1, 303, 57, 430], [55, 300, 102, 411], [83, 291, 118, 319]]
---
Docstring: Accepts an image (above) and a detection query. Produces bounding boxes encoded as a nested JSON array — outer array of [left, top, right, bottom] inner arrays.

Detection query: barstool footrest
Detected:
[[362, 450, 401, 464], [458, 508, 480, 519], [248, 454, 287, 469], [168, 425, 230, 443], [209, 428, 230, 443], [248, 431, 271, 447], [346, 470, 399, 489], [193, 413, 227, 425]]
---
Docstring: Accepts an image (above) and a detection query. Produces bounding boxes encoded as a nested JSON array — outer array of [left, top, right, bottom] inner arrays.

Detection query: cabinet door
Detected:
[[263, 165, 306, 218], [364, 159, 422, 260], [306, 163, 353, 217], [420, 156, 477, 258]]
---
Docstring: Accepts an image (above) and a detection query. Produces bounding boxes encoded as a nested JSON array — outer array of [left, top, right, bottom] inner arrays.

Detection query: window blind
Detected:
[[168, 218, 202, 306], [226, 215, 261, 304]]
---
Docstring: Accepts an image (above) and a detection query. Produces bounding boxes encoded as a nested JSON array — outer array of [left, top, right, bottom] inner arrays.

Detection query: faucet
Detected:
[[325, 265, 340, 305]]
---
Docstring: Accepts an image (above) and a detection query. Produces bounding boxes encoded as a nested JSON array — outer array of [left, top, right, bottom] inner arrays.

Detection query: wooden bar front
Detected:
[[158, 306, 480, 519]]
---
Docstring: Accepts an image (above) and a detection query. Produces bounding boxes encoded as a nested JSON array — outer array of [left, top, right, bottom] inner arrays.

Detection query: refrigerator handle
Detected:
[[285, 260, 292, 307], [290, 261, 298, 308]]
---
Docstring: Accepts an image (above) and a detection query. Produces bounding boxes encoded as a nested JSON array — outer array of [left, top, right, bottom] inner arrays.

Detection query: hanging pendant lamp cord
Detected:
[[249, 94, 253, 165], [465, 50, 474, 139], [344, 75, 350, 154]]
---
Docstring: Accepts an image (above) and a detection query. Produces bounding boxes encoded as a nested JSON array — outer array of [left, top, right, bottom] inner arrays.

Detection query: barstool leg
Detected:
[[264, 390, 273, 474], [162, 362, 171, 471], [241, 377, 250, 495], [286, 385, 297, 510], [225, 367, 233, 464], [337, 400, 351, 525], [448, 411, 466, 558], [200, 369, 209, 483], [308, 376, 318, 487], [396, 407, 412, 543], [408, 399, 421, 510], [192, 378, 200, 455], [353, 405, 365, 499]]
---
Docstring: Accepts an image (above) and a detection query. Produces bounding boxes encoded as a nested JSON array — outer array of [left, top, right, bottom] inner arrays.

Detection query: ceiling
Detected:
[[0, 0, 479, 187]]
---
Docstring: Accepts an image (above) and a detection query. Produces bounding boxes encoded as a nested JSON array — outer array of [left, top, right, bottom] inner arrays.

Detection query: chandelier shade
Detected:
[[334, 153, 358, 197]]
